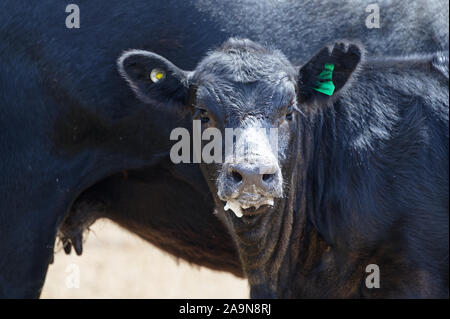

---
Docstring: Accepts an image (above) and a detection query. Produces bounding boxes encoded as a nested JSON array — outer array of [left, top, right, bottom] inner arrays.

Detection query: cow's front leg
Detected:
[[0, 206, 62, 298]]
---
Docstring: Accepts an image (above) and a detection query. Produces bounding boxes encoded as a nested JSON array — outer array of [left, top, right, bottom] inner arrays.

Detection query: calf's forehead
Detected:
[[190, 41, 298, 118], [195, 55, 296, 82], [195, 76, 297, 115]]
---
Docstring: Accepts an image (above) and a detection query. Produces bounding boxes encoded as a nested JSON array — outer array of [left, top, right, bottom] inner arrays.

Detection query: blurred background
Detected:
[[41, 220, 249, 298]]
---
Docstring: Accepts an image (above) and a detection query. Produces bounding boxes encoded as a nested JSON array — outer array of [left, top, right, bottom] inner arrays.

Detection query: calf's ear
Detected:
[[118, 50, 191, 110], [298, 42, 363, 106]]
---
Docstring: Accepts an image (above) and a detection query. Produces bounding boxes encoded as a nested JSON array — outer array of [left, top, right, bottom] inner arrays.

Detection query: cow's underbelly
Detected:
[[58, 165, 244, 278]]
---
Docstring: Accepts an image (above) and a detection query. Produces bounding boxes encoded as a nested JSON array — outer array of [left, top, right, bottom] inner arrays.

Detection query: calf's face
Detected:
[[118, 39, 361, 222], [189, 43, 299, 218]]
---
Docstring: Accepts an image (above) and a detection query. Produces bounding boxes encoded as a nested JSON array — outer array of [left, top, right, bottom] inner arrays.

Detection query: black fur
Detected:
[[125, 38, 448, 298], [1, 0, 448, 297]]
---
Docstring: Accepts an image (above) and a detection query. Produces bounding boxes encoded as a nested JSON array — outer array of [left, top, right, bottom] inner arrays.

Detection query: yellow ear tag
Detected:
[[150, 68, 166, 83]]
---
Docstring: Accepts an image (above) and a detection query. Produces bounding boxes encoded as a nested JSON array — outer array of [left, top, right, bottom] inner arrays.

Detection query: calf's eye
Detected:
[[285, 105, 294, 120], [201, 114, 210, 123], [194, 108, 210, 124]]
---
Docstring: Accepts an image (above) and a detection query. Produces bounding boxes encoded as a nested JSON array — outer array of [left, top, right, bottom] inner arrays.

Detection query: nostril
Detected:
[[231, 170, 243, 183], [262, 173, 275, 183]]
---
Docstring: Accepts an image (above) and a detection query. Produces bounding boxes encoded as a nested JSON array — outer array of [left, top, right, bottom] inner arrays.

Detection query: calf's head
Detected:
[[118, 38, 362, 224]]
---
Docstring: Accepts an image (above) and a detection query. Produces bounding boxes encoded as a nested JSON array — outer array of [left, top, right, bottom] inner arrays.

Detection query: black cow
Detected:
[[118, 38, 449, 298], [0, 0, 448, 297]]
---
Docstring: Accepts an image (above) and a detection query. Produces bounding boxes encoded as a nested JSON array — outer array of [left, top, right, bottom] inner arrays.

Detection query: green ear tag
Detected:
[[313, 63, 335, 96]]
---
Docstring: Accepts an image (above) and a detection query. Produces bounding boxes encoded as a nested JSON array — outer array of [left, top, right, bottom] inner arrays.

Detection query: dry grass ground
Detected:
[[41, 219, 249, 299]]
